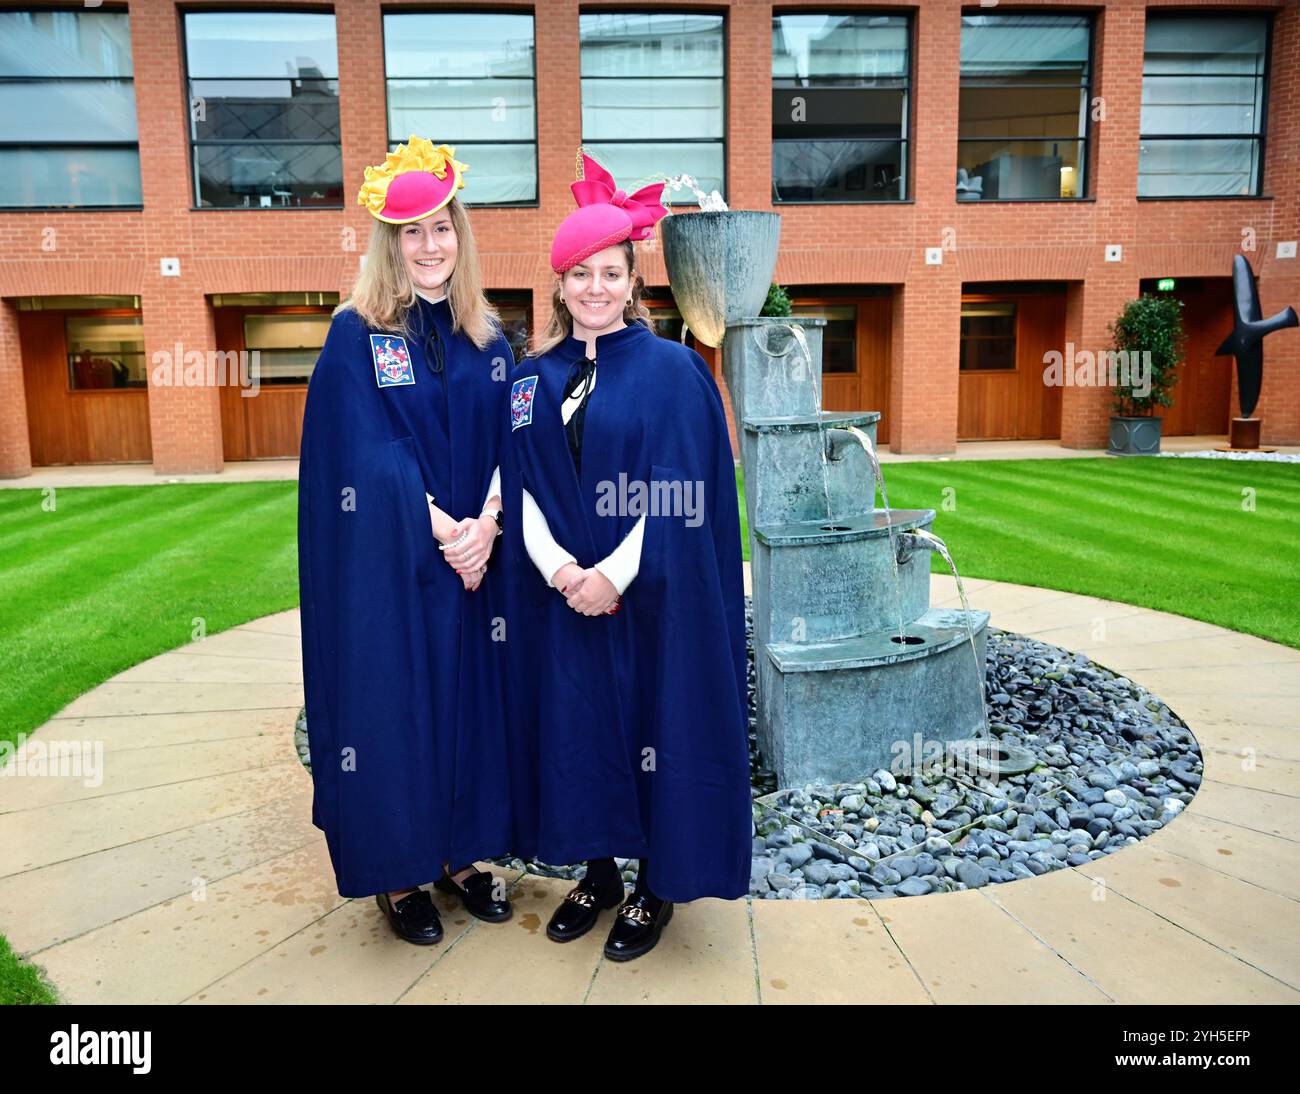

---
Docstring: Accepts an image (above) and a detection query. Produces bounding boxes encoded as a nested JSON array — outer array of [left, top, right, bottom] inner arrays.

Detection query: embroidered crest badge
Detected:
[[371, 334, 415, 387], [511, 374, 538, 430]]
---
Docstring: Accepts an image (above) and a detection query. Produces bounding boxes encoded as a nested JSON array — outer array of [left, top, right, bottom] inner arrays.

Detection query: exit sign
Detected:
[[1156, 278, 1176, 291]]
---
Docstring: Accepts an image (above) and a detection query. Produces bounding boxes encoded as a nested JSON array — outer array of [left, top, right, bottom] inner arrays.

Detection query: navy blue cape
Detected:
[[501, 321, 752, 902], [298, 297, 515, 897]]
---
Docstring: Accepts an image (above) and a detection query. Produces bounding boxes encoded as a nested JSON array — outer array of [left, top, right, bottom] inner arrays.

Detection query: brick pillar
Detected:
[[1255, 5, 1300, 446], [142, 283, 223, 474], [885, 0, 962, 455], [1060, 271, 1140, 449], [889, 274, 961, 454], [1053, 0, 1143, 450], [727, 0, 771, 213], [132, 0, 220, 473], [0, 299, 32, 477], [530, 0, 583, 346]]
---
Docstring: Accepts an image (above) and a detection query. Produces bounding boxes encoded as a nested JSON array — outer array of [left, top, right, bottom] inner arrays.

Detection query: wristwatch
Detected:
[[482, 507, 504, 536]]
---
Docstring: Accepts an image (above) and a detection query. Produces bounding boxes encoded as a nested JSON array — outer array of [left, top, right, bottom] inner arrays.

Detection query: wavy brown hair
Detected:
[[532, 240, 654, 357], [336, 196, 500, 349]]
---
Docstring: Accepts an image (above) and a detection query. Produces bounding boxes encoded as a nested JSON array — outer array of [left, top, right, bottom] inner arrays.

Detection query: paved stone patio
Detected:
[[2, 576, 1296, 1004]]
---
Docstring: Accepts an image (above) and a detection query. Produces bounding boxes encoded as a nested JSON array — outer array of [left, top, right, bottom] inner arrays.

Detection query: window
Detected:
[[0, 10, 141, 208], [580, 12, 724, 203], [772, 13, 909, 202], [184, 11, 343, 208], [67, 316, 145, 389], [384, 12, 537, 204], [243, 314, 331, 385], [958, 14, 1091, 200], [1139, 15, 1269, 198], [960, 302, 1016, 371], [792, 304, 856, 372]]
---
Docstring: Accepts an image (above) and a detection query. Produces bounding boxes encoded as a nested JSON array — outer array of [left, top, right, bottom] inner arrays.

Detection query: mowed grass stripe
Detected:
[[927, 463, 1296, 581], [0, 486, 290, 640], [882, 459, 1299, 646], [0, 485, 158, 551], [898, 459, 1299, 533], [1015, 458, 1300, 523], [905, 469, 1284, 589], [0, 485, 299, 747]]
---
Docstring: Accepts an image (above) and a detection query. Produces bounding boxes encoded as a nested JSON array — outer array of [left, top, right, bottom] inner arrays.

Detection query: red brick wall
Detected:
[[0, 0, 1295, 474]]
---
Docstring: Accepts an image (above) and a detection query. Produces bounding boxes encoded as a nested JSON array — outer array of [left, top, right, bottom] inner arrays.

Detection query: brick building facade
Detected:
[[1, 0, 1296, 478]]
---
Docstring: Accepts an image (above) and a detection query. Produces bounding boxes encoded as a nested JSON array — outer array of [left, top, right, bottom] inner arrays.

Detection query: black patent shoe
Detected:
[[603, 893, 674, 962], [375, 888, 443, 945], [546, 875, 626, 943], [433, 866, 512, 923]]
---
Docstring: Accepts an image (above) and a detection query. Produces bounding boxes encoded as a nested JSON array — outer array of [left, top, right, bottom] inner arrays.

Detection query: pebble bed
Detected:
[[1156, 449, 1299, 463], [294, 599, 1203, 900]]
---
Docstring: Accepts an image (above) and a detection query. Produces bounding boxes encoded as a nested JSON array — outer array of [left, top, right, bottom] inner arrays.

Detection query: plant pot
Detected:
[[659, 211, 781, 347], [1108, 415, 1163, 456]]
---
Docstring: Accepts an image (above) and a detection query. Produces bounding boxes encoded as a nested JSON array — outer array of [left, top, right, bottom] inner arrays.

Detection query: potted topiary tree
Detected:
[[1107, 293, 1187, 456]]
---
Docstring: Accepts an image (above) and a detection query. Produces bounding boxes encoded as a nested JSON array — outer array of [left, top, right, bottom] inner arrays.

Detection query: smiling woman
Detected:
[[298, 136, 519, 944], [499, 151, 752, 963]]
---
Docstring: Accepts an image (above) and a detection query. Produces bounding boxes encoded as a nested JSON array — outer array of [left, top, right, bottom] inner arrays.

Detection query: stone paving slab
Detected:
[[1075, 842, 1300, 990], [5, 578, 1298, 1004], [981, 865, 1298, 1004]]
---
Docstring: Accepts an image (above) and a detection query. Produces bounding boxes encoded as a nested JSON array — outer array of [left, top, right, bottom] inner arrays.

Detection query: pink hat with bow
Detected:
[[550, 153, 669, 273]]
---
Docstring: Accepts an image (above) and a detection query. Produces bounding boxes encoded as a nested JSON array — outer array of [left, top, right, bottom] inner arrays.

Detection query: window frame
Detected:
[[770, 9, 914, 205], [180, 6, 345, 212], [0, 5, 143, 212], [1136, 10, 1273, 202], [956, 11, 1095, 203], [381, 9, 540, 208], [958, 298, 1018, 373], [578, 7, 728, 206]]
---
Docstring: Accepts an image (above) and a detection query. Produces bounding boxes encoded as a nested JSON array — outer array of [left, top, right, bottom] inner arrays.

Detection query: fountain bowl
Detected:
[[659, 211, 781, 347]]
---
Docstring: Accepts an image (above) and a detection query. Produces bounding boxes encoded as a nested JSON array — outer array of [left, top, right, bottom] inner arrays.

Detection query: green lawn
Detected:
[[0, 481, 300, 1005], [739, 456, 1299, 650], [0, 483, 299, 754], [1, 455, 1295, 1002]]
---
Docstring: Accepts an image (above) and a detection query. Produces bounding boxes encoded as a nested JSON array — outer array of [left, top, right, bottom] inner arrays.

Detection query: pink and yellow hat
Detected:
[[550, 152, 669, 273], [357, 136, 468, 224]]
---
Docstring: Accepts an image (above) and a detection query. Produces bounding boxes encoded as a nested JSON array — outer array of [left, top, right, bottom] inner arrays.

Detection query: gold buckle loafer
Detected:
[[546, 876, 625, 943]]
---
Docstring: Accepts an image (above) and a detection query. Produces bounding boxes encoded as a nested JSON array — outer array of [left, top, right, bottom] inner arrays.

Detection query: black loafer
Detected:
[[603, 893, 674, 962], [546, 876, 626, 943], [375, 889, 443, 945], [433, 866, 512, 923]]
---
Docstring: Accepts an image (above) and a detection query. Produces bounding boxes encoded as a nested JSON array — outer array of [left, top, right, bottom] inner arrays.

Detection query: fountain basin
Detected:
[[738, 412, 881, 529], [659, 211, 782, 347], [723, 317, 827, 421], [752, 509, 935, 646], [757, 606, 991, 786]]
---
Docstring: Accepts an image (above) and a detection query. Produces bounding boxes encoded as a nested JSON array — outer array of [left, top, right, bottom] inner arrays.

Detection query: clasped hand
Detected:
[[552, 562, 620, 616], [440, 515, 497, 591]]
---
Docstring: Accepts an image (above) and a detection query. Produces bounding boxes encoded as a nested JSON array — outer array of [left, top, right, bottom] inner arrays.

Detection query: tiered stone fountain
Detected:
[[660, 210, 990, 788]]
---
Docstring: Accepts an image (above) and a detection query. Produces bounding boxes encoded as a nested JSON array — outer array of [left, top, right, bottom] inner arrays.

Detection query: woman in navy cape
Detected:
[[501, 153, 752, 961], [299, 138, 517, 944]]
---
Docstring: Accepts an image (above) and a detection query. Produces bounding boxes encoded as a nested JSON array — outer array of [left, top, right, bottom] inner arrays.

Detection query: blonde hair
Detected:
[[336, 196, 500, 350], [533, 240, 654, 357]]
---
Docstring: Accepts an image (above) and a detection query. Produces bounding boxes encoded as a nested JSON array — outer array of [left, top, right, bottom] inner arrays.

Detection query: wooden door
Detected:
[[217, 307, 320, 460], [958, 291, 1064, 440], [1154, 281, 1233, 436], [797, 295, 893, 445], [21, 310, 151, 465]]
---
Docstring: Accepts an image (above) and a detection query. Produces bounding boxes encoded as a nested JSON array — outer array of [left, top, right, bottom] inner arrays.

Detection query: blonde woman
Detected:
[[298, 138, 516, 944]]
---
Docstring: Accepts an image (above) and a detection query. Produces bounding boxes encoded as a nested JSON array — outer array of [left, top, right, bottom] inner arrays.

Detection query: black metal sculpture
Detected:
[[1215, 254, 1298, 420]]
